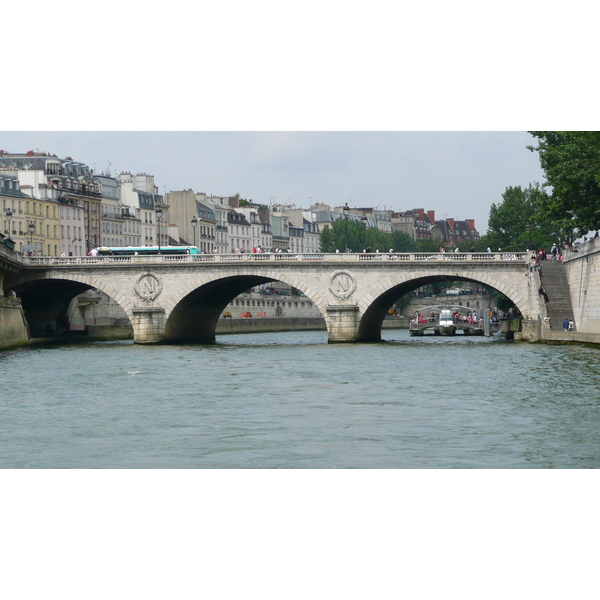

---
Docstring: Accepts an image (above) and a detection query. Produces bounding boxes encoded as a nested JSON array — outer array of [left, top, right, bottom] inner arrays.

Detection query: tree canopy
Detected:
[[528, 131, 600, 238], [484, 184, 557, 251], [319, 218, 419, 253]]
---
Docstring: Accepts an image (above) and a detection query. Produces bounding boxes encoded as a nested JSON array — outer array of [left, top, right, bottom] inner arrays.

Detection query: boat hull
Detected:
[[437, 325, 456, 336]]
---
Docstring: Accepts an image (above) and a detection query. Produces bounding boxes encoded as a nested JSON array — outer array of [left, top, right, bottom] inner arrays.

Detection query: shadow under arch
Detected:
[[164, 274, 326, 343], [13, 273, 134, 339], [356, 274, 522, 342], [14, 278, 97, 338]]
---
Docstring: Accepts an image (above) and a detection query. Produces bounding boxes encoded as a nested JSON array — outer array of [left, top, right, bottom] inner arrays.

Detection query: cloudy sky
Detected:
[[4, 3, 590, 239], [3, 4, 591, 239], [0, 131, 545, 233]]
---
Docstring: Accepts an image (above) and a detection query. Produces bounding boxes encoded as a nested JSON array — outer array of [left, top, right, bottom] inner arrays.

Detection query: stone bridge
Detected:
[[8, 252, 544, 343]]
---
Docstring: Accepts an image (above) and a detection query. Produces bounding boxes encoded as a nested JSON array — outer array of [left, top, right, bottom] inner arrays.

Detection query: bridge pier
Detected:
[[132, 307, 166, 344], [326, 305, 360, 343]]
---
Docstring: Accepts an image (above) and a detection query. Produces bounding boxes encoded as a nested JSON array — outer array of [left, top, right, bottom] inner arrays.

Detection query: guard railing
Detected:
[[22, 252, 528, 267]]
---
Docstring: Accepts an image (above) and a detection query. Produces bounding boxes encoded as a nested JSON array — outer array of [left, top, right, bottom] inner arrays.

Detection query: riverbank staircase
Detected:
[[539, 260, 576, 331]]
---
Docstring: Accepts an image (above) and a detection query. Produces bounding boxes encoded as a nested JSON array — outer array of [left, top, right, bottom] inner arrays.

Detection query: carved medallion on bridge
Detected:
[[134, 272, 163, 302], [329, 270, 357, 300]]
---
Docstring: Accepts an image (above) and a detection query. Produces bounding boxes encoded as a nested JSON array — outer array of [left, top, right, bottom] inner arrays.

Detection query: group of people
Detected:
[[543, 314, 574, 331], [453, 311, 480, 324], [334, 246, 397, 253], [411, 310, 481, 324], [530, 243, 562, 262], [530, 244, 562, 272], [241, 246, 294, 254]]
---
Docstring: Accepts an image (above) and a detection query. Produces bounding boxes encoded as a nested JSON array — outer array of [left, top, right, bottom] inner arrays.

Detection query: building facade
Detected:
[[0, 152, 101, 255]]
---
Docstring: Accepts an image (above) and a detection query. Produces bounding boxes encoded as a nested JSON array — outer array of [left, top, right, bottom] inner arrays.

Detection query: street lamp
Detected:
[[28, 221, 35, 249], [5, 209, 12, 237], [343, 202, 350, 252], [155, 206, 163, 254], [191, 215, 198, 248]]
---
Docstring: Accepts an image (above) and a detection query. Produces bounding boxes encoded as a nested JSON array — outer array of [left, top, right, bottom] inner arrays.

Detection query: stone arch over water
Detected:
[[355, 269, 530, 342], [12, 271, 135, 337], [162, 270, 328, 343]]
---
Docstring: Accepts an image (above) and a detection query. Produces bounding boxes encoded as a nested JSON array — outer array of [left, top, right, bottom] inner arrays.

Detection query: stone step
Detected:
[[539, 260, 576, 331]]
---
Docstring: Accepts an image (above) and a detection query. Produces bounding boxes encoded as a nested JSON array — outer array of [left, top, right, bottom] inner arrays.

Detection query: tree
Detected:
[[318, 218, 369, 252], [391, 230, 417, 252], [319, 224, 334, 252], [528, 131, 600, 238], [486, 184, 556, 251], [415, 238, 441, 252]]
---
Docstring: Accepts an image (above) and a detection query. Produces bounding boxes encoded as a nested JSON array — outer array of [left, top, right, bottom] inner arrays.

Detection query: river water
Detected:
[[1, 329, 599, 468]]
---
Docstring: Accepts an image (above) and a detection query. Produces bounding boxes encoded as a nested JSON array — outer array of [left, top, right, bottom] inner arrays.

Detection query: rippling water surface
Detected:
[[2, 330, 599, 468]]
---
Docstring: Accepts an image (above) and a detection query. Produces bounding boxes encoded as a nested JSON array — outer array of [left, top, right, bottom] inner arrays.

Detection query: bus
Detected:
[[95, 246, 199, 256]]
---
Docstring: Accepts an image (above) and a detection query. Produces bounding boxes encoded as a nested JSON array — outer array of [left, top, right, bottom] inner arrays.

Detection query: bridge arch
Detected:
[[12, 270, 135, 337], [161, 269, 329, 343], [356, 268, 531, 342]]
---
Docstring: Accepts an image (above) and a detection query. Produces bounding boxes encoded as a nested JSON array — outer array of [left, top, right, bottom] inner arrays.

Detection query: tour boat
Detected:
[[436, 309, 457, 336]]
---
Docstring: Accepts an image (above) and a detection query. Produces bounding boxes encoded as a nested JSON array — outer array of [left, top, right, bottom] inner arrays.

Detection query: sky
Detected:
[[0, 131, 545, 233], [3, 4, 592, 240]]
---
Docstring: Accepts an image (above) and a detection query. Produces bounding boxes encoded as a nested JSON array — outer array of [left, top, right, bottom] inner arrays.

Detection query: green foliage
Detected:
[[319, 217, 476, 254], [414, 238, 440, 252], [319, 218, 413, 253], [528, 131, 600, 238], [339, 219, 365, 251], [391, 230, 417, 252], [486, 184, 557, 251], [319, 224, 334, 252], [393, 292, 414, 313], [491, 290, 516, 312]]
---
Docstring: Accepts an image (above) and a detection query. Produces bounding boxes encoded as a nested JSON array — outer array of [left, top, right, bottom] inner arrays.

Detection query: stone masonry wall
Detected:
[[563, 238, 600, 333], [0, 298, 30, 350]]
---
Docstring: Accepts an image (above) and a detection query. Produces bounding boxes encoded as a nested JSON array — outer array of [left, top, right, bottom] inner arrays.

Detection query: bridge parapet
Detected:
[[22, 252, 528, 268]]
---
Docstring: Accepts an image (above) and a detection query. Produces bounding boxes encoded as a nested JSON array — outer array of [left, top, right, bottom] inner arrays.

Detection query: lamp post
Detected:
[[155, 207, 163, 254], [191, 215, 198, 248], [5, 209, 12, 237], [343, 202, 350, 252], [28, 221, 35, 250]]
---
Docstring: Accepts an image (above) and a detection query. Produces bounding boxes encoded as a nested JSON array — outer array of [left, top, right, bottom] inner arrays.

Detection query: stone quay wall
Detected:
[[563, 238, 600, 334], [215, 316, 406, 336]]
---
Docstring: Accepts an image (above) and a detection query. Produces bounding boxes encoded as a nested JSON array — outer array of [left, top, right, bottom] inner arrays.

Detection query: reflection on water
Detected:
[[1, 330, 599, 468]]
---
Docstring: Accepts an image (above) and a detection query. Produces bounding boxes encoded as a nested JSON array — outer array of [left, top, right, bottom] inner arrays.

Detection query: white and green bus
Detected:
[[95, 246, 200, 256]]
